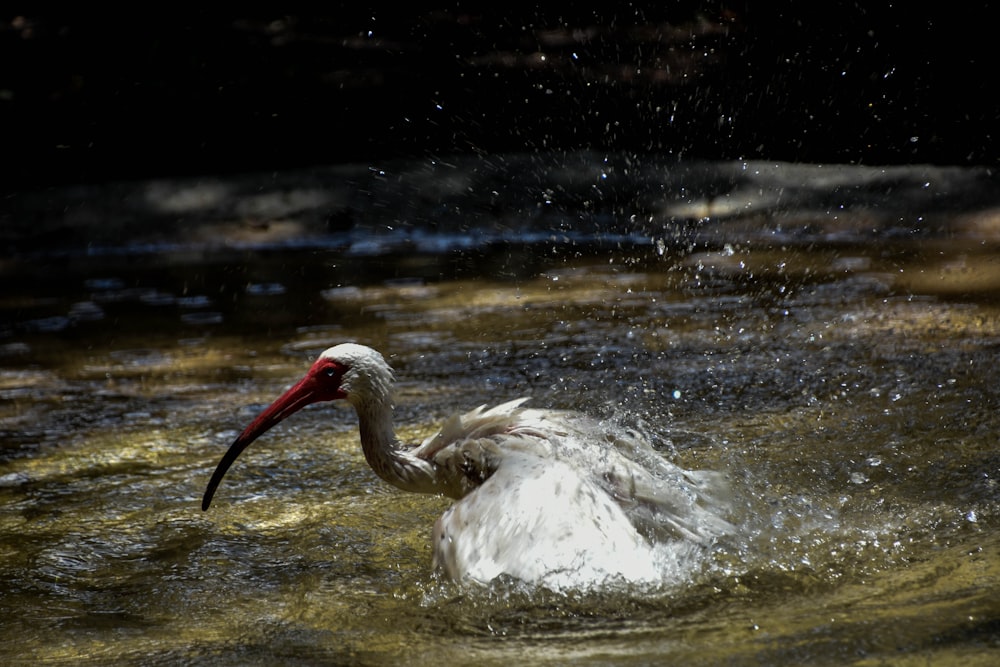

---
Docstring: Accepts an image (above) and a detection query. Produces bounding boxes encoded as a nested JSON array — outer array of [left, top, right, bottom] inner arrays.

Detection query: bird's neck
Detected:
[[354, 398, 439, 494]]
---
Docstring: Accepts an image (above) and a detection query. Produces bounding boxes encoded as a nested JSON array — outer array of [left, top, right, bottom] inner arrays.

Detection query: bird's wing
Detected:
[[431, 450, 662, 588], [502, 411, 733, 544], [412, 399, 733, 544], [590, 423, 734, 544], [406, 398, 545, 498], [420, 398, 533, 452]]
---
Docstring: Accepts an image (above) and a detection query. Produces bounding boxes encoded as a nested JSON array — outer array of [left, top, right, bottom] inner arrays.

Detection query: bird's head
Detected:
[[201, 343, 394, 510], [320, 343, 395, 409]]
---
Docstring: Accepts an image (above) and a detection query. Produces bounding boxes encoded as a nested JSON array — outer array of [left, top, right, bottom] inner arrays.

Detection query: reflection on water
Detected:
[[2, 155, 1000, 664]]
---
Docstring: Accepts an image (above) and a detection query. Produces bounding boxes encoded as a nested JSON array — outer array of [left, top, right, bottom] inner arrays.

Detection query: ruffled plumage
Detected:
[[205, 343, 732, 589]]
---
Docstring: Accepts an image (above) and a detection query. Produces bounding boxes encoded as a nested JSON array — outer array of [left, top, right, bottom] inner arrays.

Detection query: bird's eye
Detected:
[[317, 360, 346, 381]]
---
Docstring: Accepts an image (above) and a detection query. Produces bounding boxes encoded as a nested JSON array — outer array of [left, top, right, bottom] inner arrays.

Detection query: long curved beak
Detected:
[[202, 369, 331, 511]]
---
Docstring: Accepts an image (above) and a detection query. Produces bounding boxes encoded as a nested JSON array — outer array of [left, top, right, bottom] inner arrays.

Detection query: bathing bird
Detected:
[[203, 343, 731, 589]]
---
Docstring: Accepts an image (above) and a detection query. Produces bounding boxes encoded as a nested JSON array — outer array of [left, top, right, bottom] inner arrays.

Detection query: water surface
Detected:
[[2, 154, 999, 665]]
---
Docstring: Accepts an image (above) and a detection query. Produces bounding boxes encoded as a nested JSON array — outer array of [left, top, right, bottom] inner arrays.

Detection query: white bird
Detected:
[[203, 343, 731, 590]]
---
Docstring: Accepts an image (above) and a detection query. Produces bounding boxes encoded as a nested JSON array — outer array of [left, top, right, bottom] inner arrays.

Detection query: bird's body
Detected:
[[203, 343, 731, 590]]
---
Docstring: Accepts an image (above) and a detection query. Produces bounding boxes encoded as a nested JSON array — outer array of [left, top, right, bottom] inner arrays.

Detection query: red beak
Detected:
[[202, 359, 345, 510]]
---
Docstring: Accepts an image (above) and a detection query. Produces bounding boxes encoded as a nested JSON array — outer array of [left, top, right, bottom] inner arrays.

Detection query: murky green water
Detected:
[[2, 156, 1000, 664]]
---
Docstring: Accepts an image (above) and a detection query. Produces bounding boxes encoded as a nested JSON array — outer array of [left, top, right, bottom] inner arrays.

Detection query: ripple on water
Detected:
[[83, 277, 126, 291], [177, 295, 213, 309], [21, 316, 71, 333], [107, 348, 174, 368], [180, 312, 224, 325], [0, 342, 31, 357], [67, 301, 105, 322], [246, 282, 287, 296], [0, 472, 30, 487], [138, 289, 178, 306]]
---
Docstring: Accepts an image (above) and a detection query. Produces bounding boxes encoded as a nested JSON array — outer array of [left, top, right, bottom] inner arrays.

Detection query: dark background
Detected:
[[2, 4, 995, 190]]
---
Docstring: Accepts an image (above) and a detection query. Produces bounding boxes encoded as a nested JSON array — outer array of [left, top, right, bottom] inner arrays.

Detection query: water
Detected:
[[2, 154, 1000, 664]]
